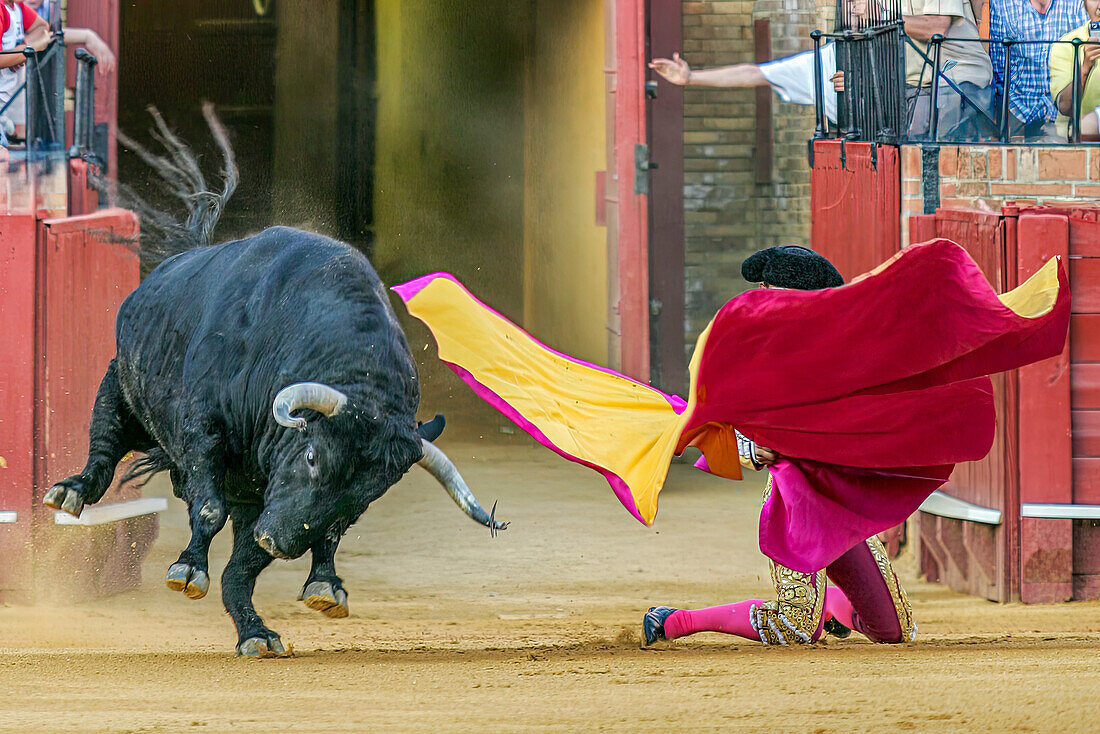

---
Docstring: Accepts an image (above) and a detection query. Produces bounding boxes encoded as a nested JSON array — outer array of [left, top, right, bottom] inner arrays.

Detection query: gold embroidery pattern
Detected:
[[754, 475, 826, 645], [865, 535, 916, 642]]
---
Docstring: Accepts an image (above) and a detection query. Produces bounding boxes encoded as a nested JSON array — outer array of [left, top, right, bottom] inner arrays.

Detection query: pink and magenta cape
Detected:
[[393, 240, 1070, 572]]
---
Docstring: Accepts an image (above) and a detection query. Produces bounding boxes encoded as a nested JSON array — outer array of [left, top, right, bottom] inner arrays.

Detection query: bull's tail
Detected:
[[118, 447, 175, 488], [93, 101, 238, 270]]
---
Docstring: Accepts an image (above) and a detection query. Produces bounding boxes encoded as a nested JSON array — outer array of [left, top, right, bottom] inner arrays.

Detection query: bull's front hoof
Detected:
[[165, 563, 210, 600], [237, 635, 293, 659], [43, 481, 86, 517], [301, 581, 349, 619]]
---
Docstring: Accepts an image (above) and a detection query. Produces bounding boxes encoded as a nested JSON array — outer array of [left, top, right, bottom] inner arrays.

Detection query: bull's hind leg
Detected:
[[299, 533, 349, 618], [44, 360, 152, 516], [164, 421, 228, 600], [223, 503, 289, 658]]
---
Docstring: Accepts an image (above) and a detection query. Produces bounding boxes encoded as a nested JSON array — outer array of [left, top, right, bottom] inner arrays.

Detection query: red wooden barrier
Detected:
[[810, 140, 900, 281], [0, 208, 156, 602], [1016, 214, 1073, 603], [908, 205, 1098, 603], [0, 213, 40, 602]]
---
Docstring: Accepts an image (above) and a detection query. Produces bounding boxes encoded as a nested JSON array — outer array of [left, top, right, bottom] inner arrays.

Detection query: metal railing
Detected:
[[2, 35, 102, 162], [811, 29, 1100, 145]]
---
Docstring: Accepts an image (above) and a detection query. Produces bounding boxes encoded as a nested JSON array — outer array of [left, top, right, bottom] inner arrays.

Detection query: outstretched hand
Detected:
[[649, 52, 691, 85], [85, 33, 117, 76]]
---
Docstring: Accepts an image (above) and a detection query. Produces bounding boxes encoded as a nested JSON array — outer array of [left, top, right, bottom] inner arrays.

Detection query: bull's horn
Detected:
[[272, 382, 348, 430], [417, 439, 508, 535]]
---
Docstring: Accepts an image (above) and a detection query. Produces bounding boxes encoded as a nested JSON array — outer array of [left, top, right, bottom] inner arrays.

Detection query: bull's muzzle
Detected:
[[255, 531, 292, 559]]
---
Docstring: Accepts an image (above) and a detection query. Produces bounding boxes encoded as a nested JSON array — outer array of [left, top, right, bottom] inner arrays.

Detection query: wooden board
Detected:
[[810, 141, 900, 281], [0, 214, 40, 601]]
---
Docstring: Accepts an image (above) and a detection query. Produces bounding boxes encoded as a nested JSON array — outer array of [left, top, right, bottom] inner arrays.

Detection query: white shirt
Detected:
[[1, 2, 28, 115], [759, 43, 838, 124]]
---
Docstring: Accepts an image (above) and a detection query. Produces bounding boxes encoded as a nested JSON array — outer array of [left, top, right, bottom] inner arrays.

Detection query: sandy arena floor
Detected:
[[2, 440, 1099, 732]]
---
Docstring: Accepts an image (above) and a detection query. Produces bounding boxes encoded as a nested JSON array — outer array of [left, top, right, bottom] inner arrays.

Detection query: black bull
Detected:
[[44, 227, 507, 657]]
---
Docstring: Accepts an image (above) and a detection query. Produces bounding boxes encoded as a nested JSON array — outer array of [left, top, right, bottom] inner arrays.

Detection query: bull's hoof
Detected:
[[43, 481, 86, 517], [237, 635, 293, 659], [165, 563, 210, 600], [301, 581, 349, 619]]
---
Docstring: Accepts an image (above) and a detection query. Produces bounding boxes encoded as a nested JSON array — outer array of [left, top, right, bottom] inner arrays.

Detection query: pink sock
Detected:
[[663, 600, 764, 642], [824, 586, 855, 628]]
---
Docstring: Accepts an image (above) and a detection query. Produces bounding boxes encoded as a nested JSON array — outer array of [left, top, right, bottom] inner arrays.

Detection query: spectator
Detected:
[[1049, 0, 1100, 139], [990, 0, 1086, 141], [649, 47, 841, 125], [23, 0, 57, 32], [1, 1, 115, 142], [901, 0, 996, 140]]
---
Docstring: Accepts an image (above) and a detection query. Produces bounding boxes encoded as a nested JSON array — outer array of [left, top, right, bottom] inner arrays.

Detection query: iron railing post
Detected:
[[929, 33, 944, 141], [1071, 38, 1083, 144], [1000, 40, 1013, 142], [812, 30, 827, 138], [49, 32, 65, 145], [21, 46, 37, 148], [72, 48, 98, 157]]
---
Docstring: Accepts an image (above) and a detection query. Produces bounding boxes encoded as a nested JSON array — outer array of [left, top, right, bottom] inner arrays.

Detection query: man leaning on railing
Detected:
[[1050, 0, 1100, 140], [990, 0, 1085, 141], [901, 0, 996, 140]]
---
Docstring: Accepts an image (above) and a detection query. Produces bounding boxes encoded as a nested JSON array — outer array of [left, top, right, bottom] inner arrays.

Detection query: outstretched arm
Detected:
[[649, 51, 769, 88], [62, 27, 117, 75]]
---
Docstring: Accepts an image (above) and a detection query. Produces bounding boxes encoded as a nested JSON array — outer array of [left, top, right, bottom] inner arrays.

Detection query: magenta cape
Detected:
[[394, 240, 1070, 572]]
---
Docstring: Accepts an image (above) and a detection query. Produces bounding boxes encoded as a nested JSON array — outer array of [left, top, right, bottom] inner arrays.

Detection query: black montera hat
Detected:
[[741, 245, 844, 290]]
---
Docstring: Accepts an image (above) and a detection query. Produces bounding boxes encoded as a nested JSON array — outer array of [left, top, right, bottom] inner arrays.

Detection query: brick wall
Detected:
[[902, 144, 1100, 245], [681, 0, 833, 356]]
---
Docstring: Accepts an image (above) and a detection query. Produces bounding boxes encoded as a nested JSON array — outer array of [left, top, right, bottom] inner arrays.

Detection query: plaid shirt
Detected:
[[989, 0, 1086, 123]]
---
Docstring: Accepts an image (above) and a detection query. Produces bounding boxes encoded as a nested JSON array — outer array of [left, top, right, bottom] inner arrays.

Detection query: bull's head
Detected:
[[255, 381, 506, 559]]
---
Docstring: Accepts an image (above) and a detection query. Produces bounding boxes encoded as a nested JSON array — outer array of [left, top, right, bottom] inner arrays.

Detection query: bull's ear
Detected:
[[416, 413, 446, 442]]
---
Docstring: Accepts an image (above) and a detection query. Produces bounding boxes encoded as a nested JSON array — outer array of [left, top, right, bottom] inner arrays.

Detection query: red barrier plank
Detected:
[[811, 141, 900, 281], [1069, 257, 1100, 313], [1074, 521, 1100, 575], [1018, 213, 1072, 503], [908, 213, 937, 245], [37, 211, 139, 503], [1021, 517, 1073, 603], [1071, 314, 1100, 362], [0, 214, 39, 601], [1070, 217, 1100, 258], [1018, 213, 1073, 602], [1072, 410, 1100, 457], [1073, 458, 1100, 503], [1071, 363, 1100, 409]]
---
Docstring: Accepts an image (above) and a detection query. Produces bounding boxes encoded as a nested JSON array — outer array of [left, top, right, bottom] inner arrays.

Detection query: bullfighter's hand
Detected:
[[754, 445, 778, 466], [831, 70, 845, 92], [649, 52, 691, 85]]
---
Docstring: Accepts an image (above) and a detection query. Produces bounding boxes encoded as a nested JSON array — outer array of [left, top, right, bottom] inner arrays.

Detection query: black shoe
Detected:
[[824, 617, 852, 639], [642, 606, 678, 646]]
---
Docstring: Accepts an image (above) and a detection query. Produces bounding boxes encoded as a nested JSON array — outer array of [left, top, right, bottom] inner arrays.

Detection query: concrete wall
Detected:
[[274, 2, 342, 233], [370, 1, 529, 430], [522, 0, 608, 366]]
